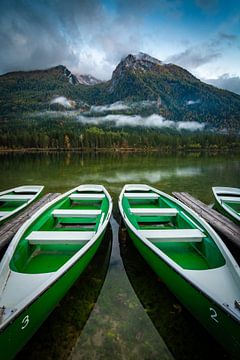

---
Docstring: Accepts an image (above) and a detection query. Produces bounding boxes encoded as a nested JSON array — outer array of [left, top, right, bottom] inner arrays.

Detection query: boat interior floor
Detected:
[[10, 192, 107, 274], [125, 193, 226, 271]]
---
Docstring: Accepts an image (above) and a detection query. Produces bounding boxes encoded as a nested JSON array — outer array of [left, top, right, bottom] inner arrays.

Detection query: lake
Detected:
[[1, 151, 240, 360]]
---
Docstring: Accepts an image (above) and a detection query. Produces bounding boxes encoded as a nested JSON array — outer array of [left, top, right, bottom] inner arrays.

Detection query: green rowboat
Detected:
[[0, 185, 44, 225], [0, 184, 112, 359], [213, 186, 240, 225], [119, 184, 240, 357]]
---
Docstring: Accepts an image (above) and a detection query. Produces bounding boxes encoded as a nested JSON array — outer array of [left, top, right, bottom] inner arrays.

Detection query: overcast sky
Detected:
[[0, 0, 240, 93]]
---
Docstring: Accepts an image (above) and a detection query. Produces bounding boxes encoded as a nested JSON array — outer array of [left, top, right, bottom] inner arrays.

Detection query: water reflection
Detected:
[[119, 227, 230, 360], [1, 152, 239, 205], [69, 217, 173, 360], [16, 229, 112, 360]]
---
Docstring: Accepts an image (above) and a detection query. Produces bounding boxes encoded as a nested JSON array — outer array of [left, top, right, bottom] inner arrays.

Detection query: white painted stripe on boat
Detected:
[[52, 209, 101, 218], [219, 196, 240, 203], [69, 194, 104, 201], [139, 229, 205, 242], [26, 231, 95, 244], [0, 194, 33, 201], [130, 208, 178, 216], [124, 192, 159, 199]]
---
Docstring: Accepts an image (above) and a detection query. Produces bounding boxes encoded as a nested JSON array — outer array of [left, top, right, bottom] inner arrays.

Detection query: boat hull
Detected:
[[214, 200, 239, 225], [0, 232, 104, 360], [126, 226, 240, 358]]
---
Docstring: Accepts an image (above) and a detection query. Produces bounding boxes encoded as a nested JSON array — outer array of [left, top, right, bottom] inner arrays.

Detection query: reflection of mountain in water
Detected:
[[119, 227, 229, 360], [70, 217, 173, 360], [81, 167, 202, 184], [16, 229, 112, 360]]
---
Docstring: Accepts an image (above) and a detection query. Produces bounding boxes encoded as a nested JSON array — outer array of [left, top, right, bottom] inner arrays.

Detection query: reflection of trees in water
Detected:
[[16, 230, 112, 360], [119, 227, 229, 360]]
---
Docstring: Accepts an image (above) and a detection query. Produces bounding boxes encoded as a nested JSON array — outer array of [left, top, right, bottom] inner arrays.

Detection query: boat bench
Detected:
[[0, 194, 33, 202], [124, 193, 159, 200], [69, 194, 104, 201], [219, 196, 240, 203], [139, 229, 205, 242], [0, 211, 11, 217], [14, 187, 38, 193], [130, 208, 178, 216], [26, 231, 95, 245], [52, 209, 101, 218]]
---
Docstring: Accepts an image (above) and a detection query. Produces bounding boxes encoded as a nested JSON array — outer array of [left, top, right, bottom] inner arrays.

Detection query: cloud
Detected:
[[0, 0, 144, 79], [176, 121, 205, 130], [205, 74, 240, 95], [186, 99, 201, 105], [34, 111, 205, 130], [76, 113, 205, 131], [89, 100, 158, 113], [195, 0, 219, 11], [167, 47, 221, 69], [218, 32, 238, 42], [90, 101, 130, 113], [50, 96, 76, 108]]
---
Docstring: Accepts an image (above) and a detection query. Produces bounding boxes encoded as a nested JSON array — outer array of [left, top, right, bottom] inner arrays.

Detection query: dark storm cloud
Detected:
[[206, 74, 240, 95], [167, 47, 221, 69], [218, 32, 238, 41], [0, 0, 106, 74], [167, 30, 238, 70], [0, 0, 146, 78], [195, 0, 219, 11]]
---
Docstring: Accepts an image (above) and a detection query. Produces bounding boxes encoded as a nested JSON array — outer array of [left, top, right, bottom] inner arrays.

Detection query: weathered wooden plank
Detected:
[[173, 192, 240, 248], [0, 193, 60, 251]]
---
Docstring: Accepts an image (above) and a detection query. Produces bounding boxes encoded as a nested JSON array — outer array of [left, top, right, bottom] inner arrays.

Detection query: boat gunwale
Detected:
[[0, 185, 44, 223], [119, 184, 240, 324], [212, 186, 240, 223], [0, 184, 112, 331]]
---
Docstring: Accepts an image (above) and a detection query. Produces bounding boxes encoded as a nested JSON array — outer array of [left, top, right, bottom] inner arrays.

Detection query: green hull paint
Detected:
[[0, 232, 104, 360], [0, 186, 43, 226], [127, 227, 240, 357], [119, 185, 240, 358], [214, 200, 240, 226], [0, 185, 112, 359]]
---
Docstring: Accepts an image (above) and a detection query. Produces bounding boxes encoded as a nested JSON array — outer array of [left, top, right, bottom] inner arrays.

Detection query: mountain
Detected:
[[0, 53, 240, 132], [76, 74, 102, 85]]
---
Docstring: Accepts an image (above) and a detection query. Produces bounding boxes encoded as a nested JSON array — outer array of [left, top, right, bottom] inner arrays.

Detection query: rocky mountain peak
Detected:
[[113, 52, 163, 76], [76, 74, 102, 86], [54, 65, 79, 85]]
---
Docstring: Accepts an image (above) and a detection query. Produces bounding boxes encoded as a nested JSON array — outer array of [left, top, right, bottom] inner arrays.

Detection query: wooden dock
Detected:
[[0, 193, 60, 253], [173, 192, 240, 249]]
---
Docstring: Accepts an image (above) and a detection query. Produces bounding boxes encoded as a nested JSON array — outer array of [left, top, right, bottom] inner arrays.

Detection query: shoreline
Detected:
[[0, 146, 240, 154]]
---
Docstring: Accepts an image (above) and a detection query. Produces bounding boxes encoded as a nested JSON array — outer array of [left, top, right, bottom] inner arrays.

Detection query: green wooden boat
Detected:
[[213, 186, 240, 225], [0, 184, 112, 360], [119, 184, 240, 357], [0, 185, 44, 225]]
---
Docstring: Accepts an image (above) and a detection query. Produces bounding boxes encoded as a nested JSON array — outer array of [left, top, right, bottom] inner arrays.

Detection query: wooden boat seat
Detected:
[[130, 208, 178, 216], [0, 194, 33, 201], [219, 196, 240, 203], [125, 185, 151, 192], [69, 194, 104, 201], [139, 229, 205, 242], [124, 193, 159, 199], [26, 231, 95, 244], [52, 209, 101, 218], [0, 211, 11, 217], [14, 188, 38, 193], [77, 185, 103, 192]]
